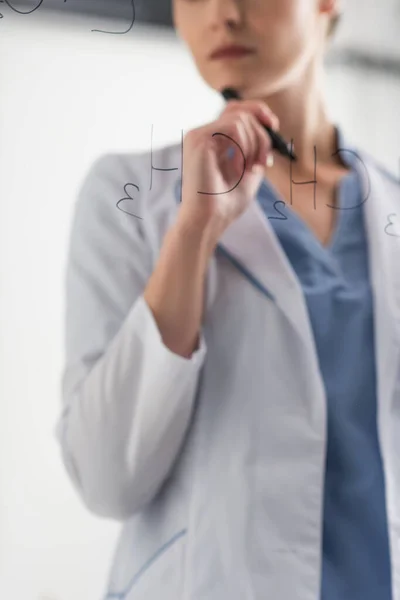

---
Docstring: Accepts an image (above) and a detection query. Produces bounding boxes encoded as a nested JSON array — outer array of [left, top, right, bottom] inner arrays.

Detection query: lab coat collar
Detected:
[[215, 125, 400, 377], [172, 125, 400, 365], [171, 125, 400, 424], [359, 148, 400, 437], [214, 124, 355, 353]]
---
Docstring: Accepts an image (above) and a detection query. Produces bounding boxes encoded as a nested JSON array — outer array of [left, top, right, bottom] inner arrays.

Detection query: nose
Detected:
[[208, 0, 244, 30]]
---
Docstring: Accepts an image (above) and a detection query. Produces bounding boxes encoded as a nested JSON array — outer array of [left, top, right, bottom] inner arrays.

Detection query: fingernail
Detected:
[[266, 153, 274, 168]]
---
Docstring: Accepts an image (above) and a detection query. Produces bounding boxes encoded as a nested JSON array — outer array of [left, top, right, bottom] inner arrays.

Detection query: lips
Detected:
[[210, 45, 255, 60]]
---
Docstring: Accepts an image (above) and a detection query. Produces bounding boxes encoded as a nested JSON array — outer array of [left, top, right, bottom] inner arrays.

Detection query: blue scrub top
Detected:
[[256, 126, 393, 600]]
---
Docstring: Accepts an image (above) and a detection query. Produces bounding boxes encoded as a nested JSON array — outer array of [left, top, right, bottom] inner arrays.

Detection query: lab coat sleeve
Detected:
[[54, 153, 207, 521]]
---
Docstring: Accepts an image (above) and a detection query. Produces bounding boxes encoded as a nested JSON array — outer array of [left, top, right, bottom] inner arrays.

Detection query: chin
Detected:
[[206, 69, 256, 95], [210, 74, 281, 100], [206, 60, 287, 98]]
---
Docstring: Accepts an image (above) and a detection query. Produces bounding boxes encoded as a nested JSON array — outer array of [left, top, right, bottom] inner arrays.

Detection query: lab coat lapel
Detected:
[[172, 169, 315, 352], [216, 146, 400, 410], [361, 154, 400, 423], [173, 136, 400, 386], [216, 189, 317, 353]]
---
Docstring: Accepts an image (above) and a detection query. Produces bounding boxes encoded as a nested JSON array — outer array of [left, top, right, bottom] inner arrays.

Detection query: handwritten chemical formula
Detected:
[[116, 126, 400, 237]]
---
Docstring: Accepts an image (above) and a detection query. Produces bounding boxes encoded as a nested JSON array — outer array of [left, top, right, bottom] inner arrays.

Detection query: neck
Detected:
[[254, 60, 340, 172]]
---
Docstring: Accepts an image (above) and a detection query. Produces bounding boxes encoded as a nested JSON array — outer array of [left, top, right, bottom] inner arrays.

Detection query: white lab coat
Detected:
[[55, 131, 400, 600]]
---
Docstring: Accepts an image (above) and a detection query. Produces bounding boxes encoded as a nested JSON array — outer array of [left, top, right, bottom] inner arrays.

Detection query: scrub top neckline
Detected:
[[260, 169, 358, 254], [258, 124, 360, 255]]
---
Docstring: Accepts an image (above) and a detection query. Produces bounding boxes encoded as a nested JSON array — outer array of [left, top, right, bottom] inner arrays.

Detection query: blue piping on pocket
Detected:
[[105, 528, 187, 599], [173, 177, 276, 304]]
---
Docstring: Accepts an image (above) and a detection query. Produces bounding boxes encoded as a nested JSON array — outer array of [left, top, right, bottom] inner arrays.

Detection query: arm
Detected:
[[55, 154, 213, 521], [144, 212, 218, 359]]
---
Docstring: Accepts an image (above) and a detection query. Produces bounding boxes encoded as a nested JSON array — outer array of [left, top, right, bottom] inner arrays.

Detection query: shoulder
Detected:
[[73, 141, 183, 228], [357, 149, 399, 190], [79, 141, 182, 203], [337, 127, 399, 191]]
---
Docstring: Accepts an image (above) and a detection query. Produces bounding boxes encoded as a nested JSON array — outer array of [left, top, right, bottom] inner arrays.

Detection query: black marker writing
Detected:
[[2, 0, 43, 14], [329, 148, 370, 210], [117, 124, 182, 218], [290, 142, 317, 209], [268, 201, 288, 221], [115, 127, 379, 226], [92, 0, 135, 35], [0, 0, 135, 34], [384, 213, 400, 237], [149, 123, 180, 194], [192, 134, 371, 213], [116, 183, 142, 219], [196, 132, 246, 196]]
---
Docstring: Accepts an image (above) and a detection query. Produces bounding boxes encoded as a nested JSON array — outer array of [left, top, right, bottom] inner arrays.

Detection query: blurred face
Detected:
[[172, 0, 333, 97]]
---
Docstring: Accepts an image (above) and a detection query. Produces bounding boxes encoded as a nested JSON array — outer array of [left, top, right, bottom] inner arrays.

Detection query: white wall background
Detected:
[[0, 7, 399, 600]]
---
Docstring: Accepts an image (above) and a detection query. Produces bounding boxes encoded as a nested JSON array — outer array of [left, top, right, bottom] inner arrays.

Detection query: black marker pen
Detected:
[[221, 87, 297, 162]]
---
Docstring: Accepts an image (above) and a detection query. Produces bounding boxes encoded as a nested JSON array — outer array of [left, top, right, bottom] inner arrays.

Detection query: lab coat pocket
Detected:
[[105, 528, 187, 600]]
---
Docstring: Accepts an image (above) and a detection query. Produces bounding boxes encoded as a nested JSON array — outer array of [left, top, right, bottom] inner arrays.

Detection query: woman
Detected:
[[55, 1, 400, 599]]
